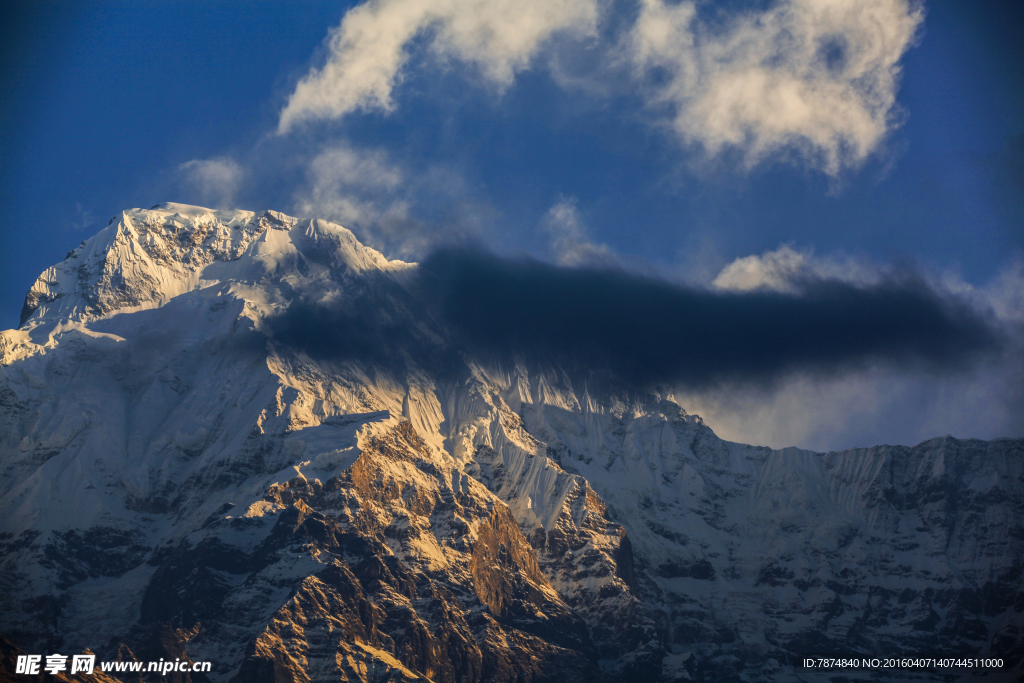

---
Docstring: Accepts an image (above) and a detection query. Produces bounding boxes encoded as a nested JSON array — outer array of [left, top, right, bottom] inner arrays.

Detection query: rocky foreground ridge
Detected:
[[1, 204, 1022, 682]]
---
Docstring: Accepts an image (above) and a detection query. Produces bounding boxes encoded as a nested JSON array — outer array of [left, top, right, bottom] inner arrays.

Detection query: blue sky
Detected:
[[1, 0, 1022, 449]]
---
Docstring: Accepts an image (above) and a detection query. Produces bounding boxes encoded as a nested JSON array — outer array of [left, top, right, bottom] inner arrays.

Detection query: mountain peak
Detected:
[[17, 205, 410, 330], [3, 205, 1024, 681]]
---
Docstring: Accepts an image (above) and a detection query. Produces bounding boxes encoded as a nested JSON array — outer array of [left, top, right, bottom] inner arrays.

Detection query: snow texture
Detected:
[[2, 204, 1022, 682]]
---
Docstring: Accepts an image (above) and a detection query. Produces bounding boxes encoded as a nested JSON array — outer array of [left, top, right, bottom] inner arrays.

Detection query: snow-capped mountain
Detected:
[[2, 204, 1022, 682]]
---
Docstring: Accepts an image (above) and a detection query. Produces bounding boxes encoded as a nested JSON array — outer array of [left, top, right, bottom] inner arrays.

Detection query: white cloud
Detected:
[[295, 144, 408, 228], [712, 244, 877, 292], [712, 245, 809, 292], [978, 256, 1024, 324], [676, 358, 1023, 451], [278, 0, 922, 176], [541, 197, 615, 266], [714, 246, 1024, 329], [293, 143, 491, 259], [69, 202, 97, 231], [628, 0, 923, 175], [696, 249, 1024, 450], [278, 0, 599, 132], [177, 157, 244, 209]]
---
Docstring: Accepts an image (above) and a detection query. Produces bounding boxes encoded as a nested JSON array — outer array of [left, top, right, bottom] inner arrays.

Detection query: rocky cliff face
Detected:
[[1, 204, 1022, 682]]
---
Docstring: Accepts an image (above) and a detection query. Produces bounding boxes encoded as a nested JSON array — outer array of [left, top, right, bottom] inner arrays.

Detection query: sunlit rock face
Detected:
[[2, 204, 1022, 682]]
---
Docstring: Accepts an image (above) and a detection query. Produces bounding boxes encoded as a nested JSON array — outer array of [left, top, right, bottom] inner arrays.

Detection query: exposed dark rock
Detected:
[[4, 207, 1024, 683]]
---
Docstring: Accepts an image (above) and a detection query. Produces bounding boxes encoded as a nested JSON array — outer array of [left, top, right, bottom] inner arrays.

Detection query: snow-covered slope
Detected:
[[2, 205, 1022, 682]]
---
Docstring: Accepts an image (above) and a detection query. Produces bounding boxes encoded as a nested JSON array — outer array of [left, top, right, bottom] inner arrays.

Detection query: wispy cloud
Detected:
[[712, 244, 879, 292], [713, 245, 1024, 327], [676, 356, 1024, 451], [691, 246, 1024, 449], [277, 0, 599, 132], [69, 202, 97, 231], [295, 144, 407, 228], [293, 142, 492, 259], [981, 256, 1024, 324], [177, 157, 244, 209], [626, 0, 923, 175], [541, 197, 615, 266]]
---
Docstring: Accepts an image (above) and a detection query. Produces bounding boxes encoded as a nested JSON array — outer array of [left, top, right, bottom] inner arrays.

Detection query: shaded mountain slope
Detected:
[[2, 204, 1021, 682]]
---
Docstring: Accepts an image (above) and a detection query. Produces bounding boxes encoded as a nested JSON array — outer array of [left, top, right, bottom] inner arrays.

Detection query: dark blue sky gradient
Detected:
[[1, 0, 1022, 330]]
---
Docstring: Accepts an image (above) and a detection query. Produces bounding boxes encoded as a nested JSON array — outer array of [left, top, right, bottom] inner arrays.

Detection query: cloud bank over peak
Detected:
[[418, 247, 1002, 389], [628, 0, 923, 174], [277, 0, 599, 132]]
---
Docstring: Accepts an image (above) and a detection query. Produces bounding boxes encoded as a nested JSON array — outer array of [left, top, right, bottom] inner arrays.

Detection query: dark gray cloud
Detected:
[[265, 275, 462, 376], [268, 300, 405, 368], [418, 247, 1004, 388]]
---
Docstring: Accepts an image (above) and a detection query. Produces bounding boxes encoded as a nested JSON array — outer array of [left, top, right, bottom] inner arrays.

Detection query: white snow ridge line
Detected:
[[1, 204, 1021, 683]]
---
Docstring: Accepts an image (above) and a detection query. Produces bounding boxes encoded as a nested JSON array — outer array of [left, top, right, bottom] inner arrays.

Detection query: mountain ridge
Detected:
[[2, 204, 1022, 682]]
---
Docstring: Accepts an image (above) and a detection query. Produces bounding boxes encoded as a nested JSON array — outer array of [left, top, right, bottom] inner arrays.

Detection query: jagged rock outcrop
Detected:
[[2, 204, 1022, 682]]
